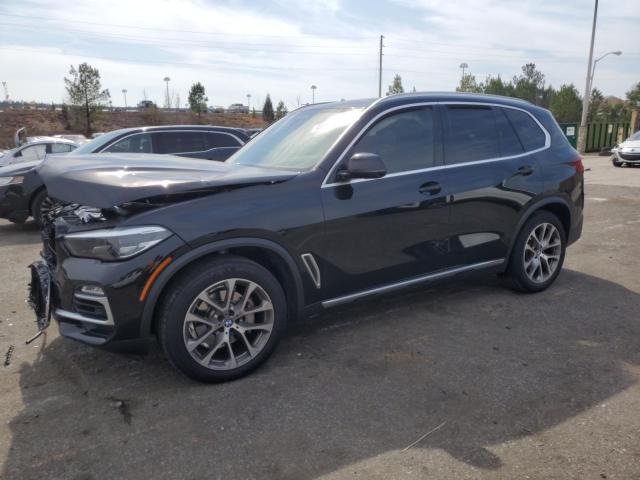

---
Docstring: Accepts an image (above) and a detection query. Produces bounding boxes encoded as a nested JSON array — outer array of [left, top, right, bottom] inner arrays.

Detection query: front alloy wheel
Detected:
[[183, 278, 275, 370], [157, 256, 286, 382]]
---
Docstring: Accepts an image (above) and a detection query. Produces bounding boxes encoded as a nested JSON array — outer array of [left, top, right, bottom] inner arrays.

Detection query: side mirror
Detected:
[[336, 152, 387, 182]]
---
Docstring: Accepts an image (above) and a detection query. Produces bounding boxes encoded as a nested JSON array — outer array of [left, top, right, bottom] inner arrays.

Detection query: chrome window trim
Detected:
[[321, 258, 505, 308], [321, 101, 551, 188], [99, 129, 245, 154]]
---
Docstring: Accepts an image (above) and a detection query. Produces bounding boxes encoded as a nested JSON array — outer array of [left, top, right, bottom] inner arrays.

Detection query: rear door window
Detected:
[[205, 132, 241, 149], [502, 108, 546, 151], [495, 108, 525, 157], [351, 107, 436, 173], [104, 133, 153, 153], [443, 105, 500, 164], [156, 132, 206, 154]]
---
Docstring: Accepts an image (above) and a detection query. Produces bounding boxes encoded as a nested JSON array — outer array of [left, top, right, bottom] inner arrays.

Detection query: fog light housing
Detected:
[[79, 285, 105, 296]]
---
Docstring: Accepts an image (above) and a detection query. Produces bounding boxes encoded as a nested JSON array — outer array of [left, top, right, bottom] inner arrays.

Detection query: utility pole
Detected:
[[122, 89, 127, 109], [577, 0, 598, 154], [1, 81, 8, 101], [247, 93, 251, 111], [378, 35, 384, 98]]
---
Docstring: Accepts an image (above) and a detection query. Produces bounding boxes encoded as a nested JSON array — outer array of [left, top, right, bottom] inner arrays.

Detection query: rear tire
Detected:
[[507, 211, 566, 293], [157, 256, 287, 382]]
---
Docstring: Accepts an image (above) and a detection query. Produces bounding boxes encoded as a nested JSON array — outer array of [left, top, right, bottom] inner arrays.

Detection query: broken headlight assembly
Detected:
[[63, 226, 172, 261]]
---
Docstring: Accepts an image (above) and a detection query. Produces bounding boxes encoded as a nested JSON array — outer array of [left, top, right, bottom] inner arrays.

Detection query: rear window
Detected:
[[502, 108, 546, 151], [443, 106, 500, 164]]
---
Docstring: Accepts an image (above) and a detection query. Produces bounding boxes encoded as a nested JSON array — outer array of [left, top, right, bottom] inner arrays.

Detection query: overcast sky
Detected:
[[1, 0, 638, 109]]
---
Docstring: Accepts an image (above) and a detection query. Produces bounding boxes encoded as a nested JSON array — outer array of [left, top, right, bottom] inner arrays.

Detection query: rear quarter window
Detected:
[[205, 132, 241, 149], [502, 108, 546, 151]]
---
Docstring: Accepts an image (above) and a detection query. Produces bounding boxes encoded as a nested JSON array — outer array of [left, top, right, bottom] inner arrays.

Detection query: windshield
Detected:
[[70, 130, 126, 154], [627, 131, 640, 142], [228, 106, 364, 170]]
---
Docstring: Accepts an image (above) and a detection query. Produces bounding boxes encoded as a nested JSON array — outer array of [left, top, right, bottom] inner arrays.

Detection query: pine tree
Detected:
[[188, 82, 208, 116], [275, 100, 288, 119], [262, 94, 275, 122], [386, 74, 404, 96], [64, 63, 110, 135]]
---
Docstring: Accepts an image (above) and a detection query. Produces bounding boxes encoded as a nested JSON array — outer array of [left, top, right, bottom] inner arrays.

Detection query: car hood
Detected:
[[37, 154, 299, 208], [0, 160, 42, 176], [619, 140, 640, 150]]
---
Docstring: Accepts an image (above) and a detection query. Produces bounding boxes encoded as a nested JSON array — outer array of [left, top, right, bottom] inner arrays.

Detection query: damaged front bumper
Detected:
[[27, 209, 187, 349]]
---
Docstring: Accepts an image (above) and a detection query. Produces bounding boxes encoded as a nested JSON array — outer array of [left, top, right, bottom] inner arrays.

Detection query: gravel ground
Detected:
[[1, 154, 639, 479]]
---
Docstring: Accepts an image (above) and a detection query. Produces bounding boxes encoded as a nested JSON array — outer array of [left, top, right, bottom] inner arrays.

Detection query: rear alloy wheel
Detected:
[[508, 211, 566, 293], [31, 189, 56, 227], [157, 256, 286, 382]]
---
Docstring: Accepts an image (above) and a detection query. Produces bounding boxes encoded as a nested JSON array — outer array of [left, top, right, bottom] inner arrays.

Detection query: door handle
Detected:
[[419, 181, 441, 195], [516, 165, 534, 176]]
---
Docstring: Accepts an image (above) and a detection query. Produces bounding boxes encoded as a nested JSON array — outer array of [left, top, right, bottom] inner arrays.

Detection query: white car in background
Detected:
[[53, 134, 89, 144], [0, 137, 78, 166], [612, 131, 640, 167]]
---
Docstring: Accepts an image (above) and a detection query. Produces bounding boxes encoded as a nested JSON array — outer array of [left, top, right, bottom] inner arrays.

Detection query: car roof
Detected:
[[302, 92, 536, 113], [23, 136, 78, 145], [104, 125, 249, 136]]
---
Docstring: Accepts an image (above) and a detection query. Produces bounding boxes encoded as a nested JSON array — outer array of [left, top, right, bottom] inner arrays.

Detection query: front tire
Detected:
[[31, 189, 56, 227], [507, 211, 566, 293], [157, 256, 287, 382], [612, 157, 623, 167]]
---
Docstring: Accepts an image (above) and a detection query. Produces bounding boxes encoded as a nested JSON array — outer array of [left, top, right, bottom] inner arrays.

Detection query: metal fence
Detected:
[[585, 122, 630, 152]]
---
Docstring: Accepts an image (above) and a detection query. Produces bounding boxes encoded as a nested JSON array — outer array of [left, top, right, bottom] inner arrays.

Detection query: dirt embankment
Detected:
[[0, 109, 266, 148]]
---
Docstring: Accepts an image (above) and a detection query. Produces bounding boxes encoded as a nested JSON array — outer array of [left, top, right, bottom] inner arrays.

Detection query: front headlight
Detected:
[[64, 226, 172, 261], [0, 176, 24, 186]]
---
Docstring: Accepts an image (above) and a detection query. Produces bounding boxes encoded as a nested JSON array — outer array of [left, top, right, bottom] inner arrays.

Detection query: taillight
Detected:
[[571, 156, 584, 174]]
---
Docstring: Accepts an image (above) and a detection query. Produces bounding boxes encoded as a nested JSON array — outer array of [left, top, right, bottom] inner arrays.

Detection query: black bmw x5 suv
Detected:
[[28, 93, 584, 382]]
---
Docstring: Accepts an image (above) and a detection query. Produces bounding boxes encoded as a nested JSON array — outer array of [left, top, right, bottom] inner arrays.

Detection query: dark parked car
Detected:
[[0, 125, 249, 225], [27, 93, 584, 382]]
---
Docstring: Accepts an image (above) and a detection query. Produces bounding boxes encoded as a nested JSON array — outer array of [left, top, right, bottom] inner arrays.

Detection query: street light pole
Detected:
[[163, 77, 171, 109], [577, 0, 598, 154], [590, 51, 622, 88], [311, 85, 317, 104], [122, 89, 127, 109], [459, 62, 468, 80], [247, 93, 251, 112]]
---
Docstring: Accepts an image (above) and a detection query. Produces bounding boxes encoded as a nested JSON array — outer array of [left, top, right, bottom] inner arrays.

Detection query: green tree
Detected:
[[64, 62, 110, 135], [456, 73, 483, 93], [483, 75, 508, 96], [251, 107, 257, 118], [549, 84, 582, 123], [588, 88, 607, 122], [626, 81, 640, 105], [188, 82, 208, 116], [606, 102, 630, 122], [275, 100, 288, 119], [387, 74, 405, 96], [512, 63, 545, 104], [262, 94, 274, 122]]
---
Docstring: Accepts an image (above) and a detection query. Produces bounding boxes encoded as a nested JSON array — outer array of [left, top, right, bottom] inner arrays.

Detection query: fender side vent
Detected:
[[301, 253, 321, 289]]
